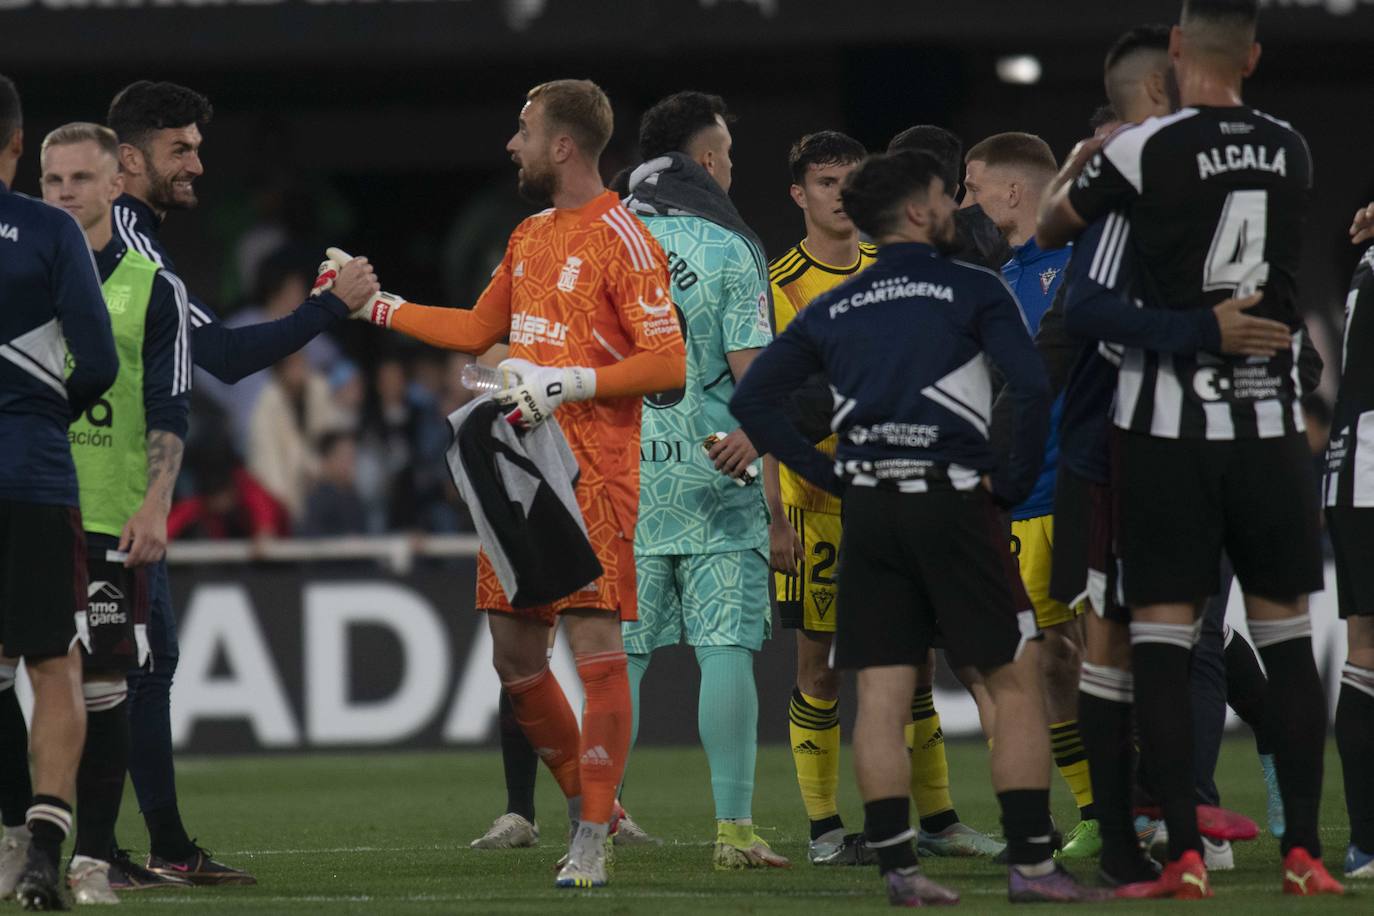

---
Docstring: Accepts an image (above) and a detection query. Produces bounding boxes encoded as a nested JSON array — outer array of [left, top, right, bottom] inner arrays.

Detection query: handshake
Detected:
[[313, 247, 596, 430], [310, 247, 408, 328]]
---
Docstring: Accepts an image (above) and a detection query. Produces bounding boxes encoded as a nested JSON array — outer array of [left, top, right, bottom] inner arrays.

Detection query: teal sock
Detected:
[[627, 652, 651, 750], [694, 645, 758, 821]]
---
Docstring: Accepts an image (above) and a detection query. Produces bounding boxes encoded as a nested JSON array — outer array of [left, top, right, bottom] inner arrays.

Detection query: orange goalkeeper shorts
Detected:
[[475, 488, 638, 625]]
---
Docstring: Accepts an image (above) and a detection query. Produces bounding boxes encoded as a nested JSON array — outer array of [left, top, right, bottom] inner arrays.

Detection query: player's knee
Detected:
[[796, 664, 838, 700], [1040, 627, 1083, 675], [1348, 617, 1374, 666], [492, 653, 545, 685]]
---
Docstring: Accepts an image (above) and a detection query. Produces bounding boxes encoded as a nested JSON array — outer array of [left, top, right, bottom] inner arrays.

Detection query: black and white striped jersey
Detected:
[[1068, 106, 1312, 440], [1325, 246, 1374, 507]]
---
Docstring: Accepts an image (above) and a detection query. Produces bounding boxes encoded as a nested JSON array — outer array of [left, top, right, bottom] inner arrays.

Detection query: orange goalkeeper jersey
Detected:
[[393, 190, 684, 616]]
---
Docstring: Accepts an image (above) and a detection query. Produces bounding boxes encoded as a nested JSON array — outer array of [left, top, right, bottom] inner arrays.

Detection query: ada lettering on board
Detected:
[[168, 580, 586, 750]]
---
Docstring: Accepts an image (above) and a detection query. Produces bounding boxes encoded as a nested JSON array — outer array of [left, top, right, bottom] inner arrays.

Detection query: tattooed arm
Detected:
[[120, 430, 185, 567], [121, 272, 192, 568]]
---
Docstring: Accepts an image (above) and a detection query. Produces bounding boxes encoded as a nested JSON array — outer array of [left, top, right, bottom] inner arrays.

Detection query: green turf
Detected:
[[103, 736, 1361, 913]]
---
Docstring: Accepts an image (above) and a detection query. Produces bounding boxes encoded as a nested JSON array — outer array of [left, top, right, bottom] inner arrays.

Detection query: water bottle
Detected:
[[461, 363, 511, 393], [702, 432, 760, 487]]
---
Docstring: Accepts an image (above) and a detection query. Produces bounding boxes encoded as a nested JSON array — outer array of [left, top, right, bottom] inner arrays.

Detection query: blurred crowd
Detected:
[[172, 243, 488, 542]]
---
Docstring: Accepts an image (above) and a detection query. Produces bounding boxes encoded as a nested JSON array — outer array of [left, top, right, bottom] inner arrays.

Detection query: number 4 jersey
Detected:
[[1069, 105, 1311, 440]]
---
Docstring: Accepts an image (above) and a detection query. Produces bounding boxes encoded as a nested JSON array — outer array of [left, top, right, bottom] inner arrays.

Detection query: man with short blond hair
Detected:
[[966, 130, 1093, 856], [350, 78, 685, 888], [40, 120, 191, 903]]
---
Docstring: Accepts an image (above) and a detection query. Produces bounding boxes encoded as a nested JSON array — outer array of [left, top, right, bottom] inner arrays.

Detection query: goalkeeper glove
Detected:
[[322, 247, 407, 328], [311, 259, 340, 298], [493, 357, 596, 430], [352, 291, 406, 328]]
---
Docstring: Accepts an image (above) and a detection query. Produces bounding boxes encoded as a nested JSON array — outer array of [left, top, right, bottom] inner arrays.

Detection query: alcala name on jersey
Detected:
[[1196, 144, 1287, 180], [828, 275, 954, 319]]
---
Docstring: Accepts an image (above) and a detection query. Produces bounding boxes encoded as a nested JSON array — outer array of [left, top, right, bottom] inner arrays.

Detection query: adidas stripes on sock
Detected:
[[789, 688, 841, 838], [1050, 719, 1095, 822], [907, 687, 958, 834], [575, 651, 632, 826]]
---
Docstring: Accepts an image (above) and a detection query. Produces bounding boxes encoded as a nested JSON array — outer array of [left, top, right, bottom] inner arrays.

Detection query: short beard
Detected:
[[932, 217, 959, 255], [517, 167, 556, 207], [146, 158, 197, 212]]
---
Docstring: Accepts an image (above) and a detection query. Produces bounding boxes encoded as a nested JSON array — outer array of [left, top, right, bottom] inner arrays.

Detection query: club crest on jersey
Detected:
[[812, 590, 835, 619], [104, 285, 131, 316], [1039, 266, 1060, 295], [557, 256, 582, 292]]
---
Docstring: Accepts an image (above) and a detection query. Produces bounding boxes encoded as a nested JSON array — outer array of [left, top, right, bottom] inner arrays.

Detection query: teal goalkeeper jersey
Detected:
[[635, 214, 772, 556]]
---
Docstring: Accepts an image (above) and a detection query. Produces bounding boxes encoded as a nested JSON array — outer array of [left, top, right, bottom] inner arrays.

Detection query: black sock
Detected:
[[863, 797, 918, 873], [1252, 620, 1325, 857], [0, 677, 32, 828], [1224, 630, 1274, 756], [810, 814, 845, 840], [997, 789, 1053, 866], [26, 796, 72, 870], [918, 810, 959, 834], [1078, 665, 1139, 867], [75, 701, 131, 861], [1336, 665, 1374, 853], [145, 804, 195, 861], [1130, 625, 1201, 860], [498, 688, 538, 822]]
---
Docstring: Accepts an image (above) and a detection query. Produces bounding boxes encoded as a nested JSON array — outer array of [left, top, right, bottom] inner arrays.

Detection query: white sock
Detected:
[[1014, 859, 1056, 877]]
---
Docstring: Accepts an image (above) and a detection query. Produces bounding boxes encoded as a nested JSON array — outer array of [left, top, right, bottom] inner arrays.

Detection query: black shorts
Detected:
[[833, 486, 1038, 672], [1049, 465, 1092, 608], [1326, 506, 1374, 619], [1114, 430, 1323, 607], [1087, 478, 1130, 623], [0, 499, 86, 659], [80, 534, 149, 673]]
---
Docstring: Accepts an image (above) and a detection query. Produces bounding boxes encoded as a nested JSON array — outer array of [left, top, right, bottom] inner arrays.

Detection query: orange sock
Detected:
[[504, 667, 582, 800], [576, 650, 632, 825]]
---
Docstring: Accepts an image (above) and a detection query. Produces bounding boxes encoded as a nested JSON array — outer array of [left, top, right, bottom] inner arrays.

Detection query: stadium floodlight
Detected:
[[996, 55, 1042, 85]]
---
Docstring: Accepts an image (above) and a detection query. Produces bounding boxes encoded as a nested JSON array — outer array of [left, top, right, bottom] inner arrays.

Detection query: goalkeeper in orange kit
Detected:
[[338, 79, 685, 888]]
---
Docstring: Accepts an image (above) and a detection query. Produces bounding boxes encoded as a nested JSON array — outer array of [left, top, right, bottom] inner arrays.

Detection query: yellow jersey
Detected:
[[768, 239, 879, 515]]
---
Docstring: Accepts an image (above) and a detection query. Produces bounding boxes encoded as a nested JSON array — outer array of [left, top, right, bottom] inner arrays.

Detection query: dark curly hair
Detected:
[[107, 80, 213, 151], [788, 130, 866, 185], [638, 91, 733, 161], [841, 149, 946, 240]]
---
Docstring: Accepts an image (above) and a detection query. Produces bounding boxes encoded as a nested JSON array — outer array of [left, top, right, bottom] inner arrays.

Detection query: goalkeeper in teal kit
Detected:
[[619, 91, 789, 870]]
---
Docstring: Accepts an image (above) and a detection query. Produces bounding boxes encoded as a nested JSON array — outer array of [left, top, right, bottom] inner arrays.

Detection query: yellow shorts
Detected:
[[1010, 514, 1083, 629], [775, 506, 841, 633]]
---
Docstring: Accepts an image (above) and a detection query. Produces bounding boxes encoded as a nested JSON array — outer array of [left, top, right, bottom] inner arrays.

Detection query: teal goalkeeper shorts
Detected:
[[623, 549, 772, 654]]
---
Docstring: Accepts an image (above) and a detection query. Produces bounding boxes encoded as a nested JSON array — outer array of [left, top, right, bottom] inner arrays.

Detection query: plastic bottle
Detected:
[[461, 363, 508, 393]]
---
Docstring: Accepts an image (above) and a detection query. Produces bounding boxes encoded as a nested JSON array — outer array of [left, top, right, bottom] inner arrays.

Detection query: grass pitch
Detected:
[[107, 737, 1361, 913]]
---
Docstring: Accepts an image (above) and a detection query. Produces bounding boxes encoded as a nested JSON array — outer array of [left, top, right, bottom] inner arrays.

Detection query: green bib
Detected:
[[68, 249, 157, 537]]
